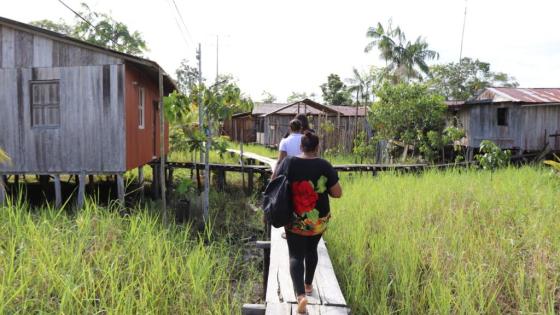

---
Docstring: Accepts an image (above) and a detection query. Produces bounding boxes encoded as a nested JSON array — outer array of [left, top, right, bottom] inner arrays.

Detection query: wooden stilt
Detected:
[[77, 174, 86, 209], [151, 164, 160, 199], [14, 175, 19, 186], [138, 166, 144, 200], [216, 169, 226, 191], [117, 174, 125, 206], [247, 168, 254, 194], [88, 174, 95, 192], [54, 175, 62, 208], [0, 174, 6, 204]]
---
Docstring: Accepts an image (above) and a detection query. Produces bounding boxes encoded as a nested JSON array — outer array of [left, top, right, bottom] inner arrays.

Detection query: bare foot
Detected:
[[297, 295, 308, 314]]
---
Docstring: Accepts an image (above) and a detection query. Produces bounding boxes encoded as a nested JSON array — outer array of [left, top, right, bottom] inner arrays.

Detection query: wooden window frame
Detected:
[[138, 87, 145, 129], [497, 107, 508, 126], [30, 80, 60, 129]]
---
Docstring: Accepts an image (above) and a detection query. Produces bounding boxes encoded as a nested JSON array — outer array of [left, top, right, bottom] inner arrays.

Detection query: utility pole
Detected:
[[459, 0, 468, 63], [216, 35, 219, 82], [197, 43, 209, 223], [159, 69, 167, 225]]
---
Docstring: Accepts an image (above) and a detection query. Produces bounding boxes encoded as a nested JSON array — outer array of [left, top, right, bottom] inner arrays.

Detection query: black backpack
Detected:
[[263, 157, 294, 228]]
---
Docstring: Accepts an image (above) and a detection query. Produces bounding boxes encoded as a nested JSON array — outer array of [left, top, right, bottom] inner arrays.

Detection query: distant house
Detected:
[[223, 99, 367, 152], [451, 87, 560, 152], [0, 17, 176, 202]]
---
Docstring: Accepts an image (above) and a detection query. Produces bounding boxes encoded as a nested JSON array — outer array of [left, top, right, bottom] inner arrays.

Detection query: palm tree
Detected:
[[365, 21, 439, 82]]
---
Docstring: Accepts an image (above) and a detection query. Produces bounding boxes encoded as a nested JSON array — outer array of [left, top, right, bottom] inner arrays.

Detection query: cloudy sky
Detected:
[[3, 0, 560, 102]]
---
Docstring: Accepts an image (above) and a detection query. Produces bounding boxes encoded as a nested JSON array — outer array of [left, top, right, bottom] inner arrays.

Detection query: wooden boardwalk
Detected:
[[264, 226, 349, 314]]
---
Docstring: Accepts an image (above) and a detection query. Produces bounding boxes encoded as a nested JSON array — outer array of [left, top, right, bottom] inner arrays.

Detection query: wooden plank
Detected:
[[314, 239, 347, 306], [266, 227, 281, 303], [242, 304, 266, 315], [319, 305, 350, 315], [272, 227, 297, 304], [265, 303, 292, 315]]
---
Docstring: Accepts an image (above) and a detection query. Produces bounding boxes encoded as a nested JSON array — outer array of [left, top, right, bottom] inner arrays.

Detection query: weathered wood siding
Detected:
[[124, 64, 168, 170], [0, 25, 126, 174], [262, 114, 364, 153], [0, 25, 121, 68], [467, 104, 523, 149], [521, 104, 560, 151], [0, 65, 125, 173]]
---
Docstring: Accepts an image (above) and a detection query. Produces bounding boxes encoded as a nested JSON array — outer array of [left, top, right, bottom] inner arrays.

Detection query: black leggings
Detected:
[[285, 231, 322, 296]]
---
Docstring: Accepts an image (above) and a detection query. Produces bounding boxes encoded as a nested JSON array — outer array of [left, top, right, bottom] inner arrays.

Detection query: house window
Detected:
[[497, 108, 508, 126], [31, 80, 60, 128], [138, 87, 145, 129]]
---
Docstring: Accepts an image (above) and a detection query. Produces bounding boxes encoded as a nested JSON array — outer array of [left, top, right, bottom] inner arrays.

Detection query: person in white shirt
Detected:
[[272, 119, 303, 178]]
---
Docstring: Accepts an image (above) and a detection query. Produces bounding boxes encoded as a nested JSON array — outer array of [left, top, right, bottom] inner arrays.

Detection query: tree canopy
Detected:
[[429, 57, 518, 100], [365, 20, 439, 83], [320, 74, 352, 105], [31, 3, 147, 56], [260, 91, 277, 103], [370, 83, 447, 151]]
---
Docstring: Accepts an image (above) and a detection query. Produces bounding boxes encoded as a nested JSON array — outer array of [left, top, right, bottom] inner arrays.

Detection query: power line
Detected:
[[56, 0, 124, 51], [170, 0, 195, 45]]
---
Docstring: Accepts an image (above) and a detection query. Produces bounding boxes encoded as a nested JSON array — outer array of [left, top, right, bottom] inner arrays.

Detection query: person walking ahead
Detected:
[[274, 131, 342, 314], [272, 119, 303, 178]]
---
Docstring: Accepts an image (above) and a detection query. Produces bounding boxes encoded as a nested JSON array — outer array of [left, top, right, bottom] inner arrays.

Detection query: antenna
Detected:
[[459, 0, 468, 63]]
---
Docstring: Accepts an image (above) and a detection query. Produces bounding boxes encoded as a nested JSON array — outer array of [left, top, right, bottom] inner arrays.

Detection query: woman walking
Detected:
[[274, 131, 342, 314]]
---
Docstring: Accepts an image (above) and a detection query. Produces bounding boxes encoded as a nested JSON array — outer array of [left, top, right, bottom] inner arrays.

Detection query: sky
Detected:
[[3, 0, 560, 102]]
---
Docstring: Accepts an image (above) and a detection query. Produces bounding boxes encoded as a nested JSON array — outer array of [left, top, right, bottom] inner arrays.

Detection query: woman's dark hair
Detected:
[[295, 114, 310, 131], [301, 131, 319, 152], [289, 119, 302, 132]]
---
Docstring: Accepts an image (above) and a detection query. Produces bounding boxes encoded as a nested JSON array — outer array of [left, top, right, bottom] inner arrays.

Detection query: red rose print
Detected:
[[291, 180, 318, 215]]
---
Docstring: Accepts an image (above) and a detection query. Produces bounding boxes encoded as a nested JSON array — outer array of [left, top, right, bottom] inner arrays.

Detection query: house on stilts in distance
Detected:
[[449, 87, 560, 155], [223, 99, 368, 153], [0, 16, 176, 206]]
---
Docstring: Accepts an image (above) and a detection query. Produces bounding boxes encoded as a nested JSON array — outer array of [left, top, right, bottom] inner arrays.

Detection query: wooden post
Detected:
[[54, 175, 62, 208], [77, 173, 86, 209], [88, 174, 94, 192], [247, 168, 254, 194], [14, 175, 19, 186], [138, 166, 144, 200], [151, 164, 160, 199], [216, 169, 226, 191], [117, 173, 125, 206], [0, 174, 6, 204]]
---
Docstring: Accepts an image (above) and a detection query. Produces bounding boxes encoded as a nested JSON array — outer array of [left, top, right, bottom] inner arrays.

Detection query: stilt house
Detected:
[[0, 17, 175, 198], [452, 87, 560, 152]]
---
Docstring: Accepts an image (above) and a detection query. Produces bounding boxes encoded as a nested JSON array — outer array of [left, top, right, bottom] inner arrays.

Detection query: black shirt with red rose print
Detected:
[[276, 156, 339, 236]]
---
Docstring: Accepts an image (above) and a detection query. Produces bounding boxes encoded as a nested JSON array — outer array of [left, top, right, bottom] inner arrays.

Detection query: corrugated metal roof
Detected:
[[469, 87, 560, 104], [252, 101, 365, 117]]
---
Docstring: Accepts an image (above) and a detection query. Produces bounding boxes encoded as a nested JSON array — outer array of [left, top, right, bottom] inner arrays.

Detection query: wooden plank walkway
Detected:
[[265, 226, 349, 315]]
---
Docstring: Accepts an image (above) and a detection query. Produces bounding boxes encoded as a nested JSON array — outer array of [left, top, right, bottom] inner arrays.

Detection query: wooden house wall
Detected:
[[124, 64, 168, 170], [224, 116, 255, 143], [0, 65, 125, 173], [466, 103, 522, 149], [0, 25, 121, 68], [0, 24, 128, 174], [521, 105, 560, 151], [262, 114, 364, 153]]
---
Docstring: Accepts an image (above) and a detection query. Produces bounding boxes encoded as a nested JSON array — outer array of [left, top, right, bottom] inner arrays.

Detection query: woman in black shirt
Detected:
[[275, 131, 342, 314]]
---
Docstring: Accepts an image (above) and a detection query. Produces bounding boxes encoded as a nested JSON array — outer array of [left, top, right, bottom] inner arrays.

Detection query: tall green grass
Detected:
[[0, 196, 260, 314], [327, 167, 560, 314]]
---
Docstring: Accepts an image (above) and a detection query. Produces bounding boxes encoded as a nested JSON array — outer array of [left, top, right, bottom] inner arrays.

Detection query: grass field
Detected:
[[327, 166, 560, 314], [0, 190, 262, 314]]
